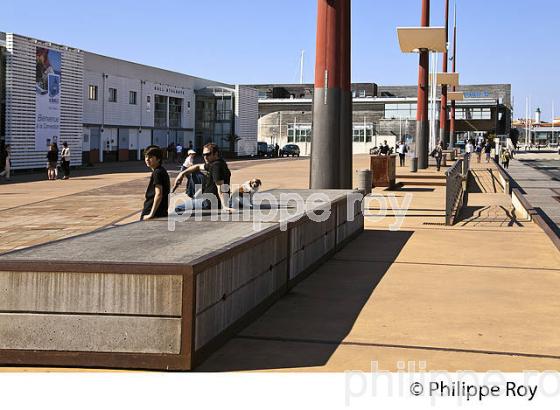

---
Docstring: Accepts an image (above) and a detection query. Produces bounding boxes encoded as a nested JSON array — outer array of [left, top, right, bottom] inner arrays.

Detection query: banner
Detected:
[[35, 47, 61, 151]]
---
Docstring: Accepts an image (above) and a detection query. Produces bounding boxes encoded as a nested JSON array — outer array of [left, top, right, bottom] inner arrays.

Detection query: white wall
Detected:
[[5, 33, 83, 169], [83, 73, 195, 131], [235, 85, 258, 156]]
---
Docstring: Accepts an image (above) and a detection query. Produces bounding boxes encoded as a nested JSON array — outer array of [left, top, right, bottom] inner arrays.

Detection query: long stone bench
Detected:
[[0, 189, 363, 371]]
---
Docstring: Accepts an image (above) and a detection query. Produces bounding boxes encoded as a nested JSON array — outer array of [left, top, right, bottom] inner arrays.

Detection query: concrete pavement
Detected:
[[1, 155, 560, 372], [199, 156, 560, 372]]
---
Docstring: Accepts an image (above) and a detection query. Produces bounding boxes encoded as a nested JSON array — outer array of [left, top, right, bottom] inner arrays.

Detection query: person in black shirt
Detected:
[[46, 144, 58, 180], [173, 143, 233, 213], [141, 146, 170, 220]]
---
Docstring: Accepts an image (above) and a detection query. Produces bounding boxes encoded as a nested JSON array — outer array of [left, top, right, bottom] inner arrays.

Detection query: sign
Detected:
[[464, 91, 490, 99], [35, 47, 61, 150]]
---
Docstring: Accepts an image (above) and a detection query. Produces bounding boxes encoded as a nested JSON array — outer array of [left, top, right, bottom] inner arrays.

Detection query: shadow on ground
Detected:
[[196, 230, 413, 371]]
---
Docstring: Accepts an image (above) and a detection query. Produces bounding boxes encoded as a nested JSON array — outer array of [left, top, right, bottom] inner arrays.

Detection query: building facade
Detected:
[[0, 32, 258, 170], [252, 83, 512, 154]]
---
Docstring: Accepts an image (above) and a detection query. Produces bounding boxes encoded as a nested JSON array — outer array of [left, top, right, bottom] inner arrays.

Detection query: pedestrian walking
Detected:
[[501, 148, 511, 169], [0, 143, 11, 181], [475, 142, 482, 163], [46, 144, 58, 180], [396, 141, 407, 167], [52, 142, 60, 179], [176, 143, 183, 163], [431, 141, 444, 171], [60, 142, 71, 179], [465, 139, 474, 161], [484, 141, 492, 163]]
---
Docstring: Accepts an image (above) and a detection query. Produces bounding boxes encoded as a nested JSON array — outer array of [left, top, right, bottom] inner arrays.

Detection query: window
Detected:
[[359, 90, 366, 98], [88, 85, 98, 101], [154, 95, 168, 128], [384, 103, 417, 120], [169, 97, 183, 128], [108, 88, 117, 103], [129, 91, 137, 105], [287, 124, 312, 143], [455, 108, 491, 120], [352, 125, 374, 142]]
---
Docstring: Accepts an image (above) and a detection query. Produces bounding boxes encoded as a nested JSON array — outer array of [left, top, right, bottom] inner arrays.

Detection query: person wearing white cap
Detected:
[[181, 149, 197, 171], [178, 149, 203, 198]]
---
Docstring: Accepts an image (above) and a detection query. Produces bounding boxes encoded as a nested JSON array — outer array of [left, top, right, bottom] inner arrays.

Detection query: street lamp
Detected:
[[397, 0, 447, 169]]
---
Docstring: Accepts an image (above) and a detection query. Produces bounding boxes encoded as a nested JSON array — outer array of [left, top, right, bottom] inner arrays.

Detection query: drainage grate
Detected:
[[423, 222, 447, 226]]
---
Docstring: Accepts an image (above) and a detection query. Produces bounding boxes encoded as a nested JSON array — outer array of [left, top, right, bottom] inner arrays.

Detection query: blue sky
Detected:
[[2, 0, 558, 120]]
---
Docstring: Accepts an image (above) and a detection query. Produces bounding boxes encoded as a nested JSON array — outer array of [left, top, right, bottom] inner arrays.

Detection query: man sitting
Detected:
[[173, 143, 234, 213]]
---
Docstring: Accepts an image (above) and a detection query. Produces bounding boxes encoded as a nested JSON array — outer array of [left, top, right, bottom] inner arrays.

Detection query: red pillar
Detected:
[[311, 0, 342, 188], [339, 0, 352, 188], [439, 0, 450, 147], [415, 0, 430, 169], [450, 3, 457, 147]]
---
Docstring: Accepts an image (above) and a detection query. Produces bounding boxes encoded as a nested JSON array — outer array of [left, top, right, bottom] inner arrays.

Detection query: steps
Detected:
[[397, 173, 447, 187]]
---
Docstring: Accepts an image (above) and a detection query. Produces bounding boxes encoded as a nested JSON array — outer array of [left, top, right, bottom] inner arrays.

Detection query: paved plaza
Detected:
[[505, 156, 560, 236], [1, 155, 560, 372]]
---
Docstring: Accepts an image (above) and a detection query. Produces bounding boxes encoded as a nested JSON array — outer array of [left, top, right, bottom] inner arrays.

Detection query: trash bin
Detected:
[[356, 169, 373, 195], [409, 156, 418, 173], [442, 153, 447, 167]]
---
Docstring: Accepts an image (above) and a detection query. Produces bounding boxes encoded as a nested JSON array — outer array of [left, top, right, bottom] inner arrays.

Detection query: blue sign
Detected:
[[464, 91, 490, 98]]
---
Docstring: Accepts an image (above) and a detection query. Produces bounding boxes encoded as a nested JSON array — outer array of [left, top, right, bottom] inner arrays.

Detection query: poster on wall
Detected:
[[35, 47, 61, 151]]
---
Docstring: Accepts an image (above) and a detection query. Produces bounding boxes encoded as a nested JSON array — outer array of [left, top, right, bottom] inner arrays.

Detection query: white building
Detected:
[[0, 32, 258, 170]]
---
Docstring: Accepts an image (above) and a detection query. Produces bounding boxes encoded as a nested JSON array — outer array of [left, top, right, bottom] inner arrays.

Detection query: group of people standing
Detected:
[[46, 142, 71, 180]]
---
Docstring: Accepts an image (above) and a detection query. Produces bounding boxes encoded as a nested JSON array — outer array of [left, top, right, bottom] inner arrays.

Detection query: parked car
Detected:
[[257, 141, 273, 157], [280, 144, 300, 157]]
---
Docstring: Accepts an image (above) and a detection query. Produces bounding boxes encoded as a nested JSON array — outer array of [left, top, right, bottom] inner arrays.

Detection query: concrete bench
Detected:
[[0, 189, 363, 371]]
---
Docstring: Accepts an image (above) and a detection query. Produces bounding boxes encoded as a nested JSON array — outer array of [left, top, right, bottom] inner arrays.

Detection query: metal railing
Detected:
[[445, 157, 469, 225]]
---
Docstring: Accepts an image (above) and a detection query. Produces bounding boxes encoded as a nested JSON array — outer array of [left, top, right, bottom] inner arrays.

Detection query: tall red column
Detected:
[[416, 0, 430, 169], [450, 2, 457, 147], [339, 0, 352, 188], [311, 0, 341, 188], [439, 0, 450, 147]]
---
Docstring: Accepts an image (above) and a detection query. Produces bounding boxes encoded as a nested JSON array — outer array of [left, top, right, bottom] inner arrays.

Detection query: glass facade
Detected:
[[195, 89, 235, 152], [384, 103, 417, 120], [169, 97, 183, 128], [352, 124, 375, 142], [154, 94, 168, 128], [455, 108, 491, 120], [287, 124, 311, 143]]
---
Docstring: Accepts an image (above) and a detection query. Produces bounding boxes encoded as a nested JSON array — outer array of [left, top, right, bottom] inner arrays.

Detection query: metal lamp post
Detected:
[[397, 1, 446, 170]]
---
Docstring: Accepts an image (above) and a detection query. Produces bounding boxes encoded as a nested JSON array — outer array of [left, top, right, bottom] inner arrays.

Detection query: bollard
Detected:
[[409, 156, 418, 173], [356, 169, 373, 195]]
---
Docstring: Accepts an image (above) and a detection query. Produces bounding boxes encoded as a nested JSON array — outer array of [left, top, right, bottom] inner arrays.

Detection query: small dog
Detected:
[[230, 178, 262, 209]]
